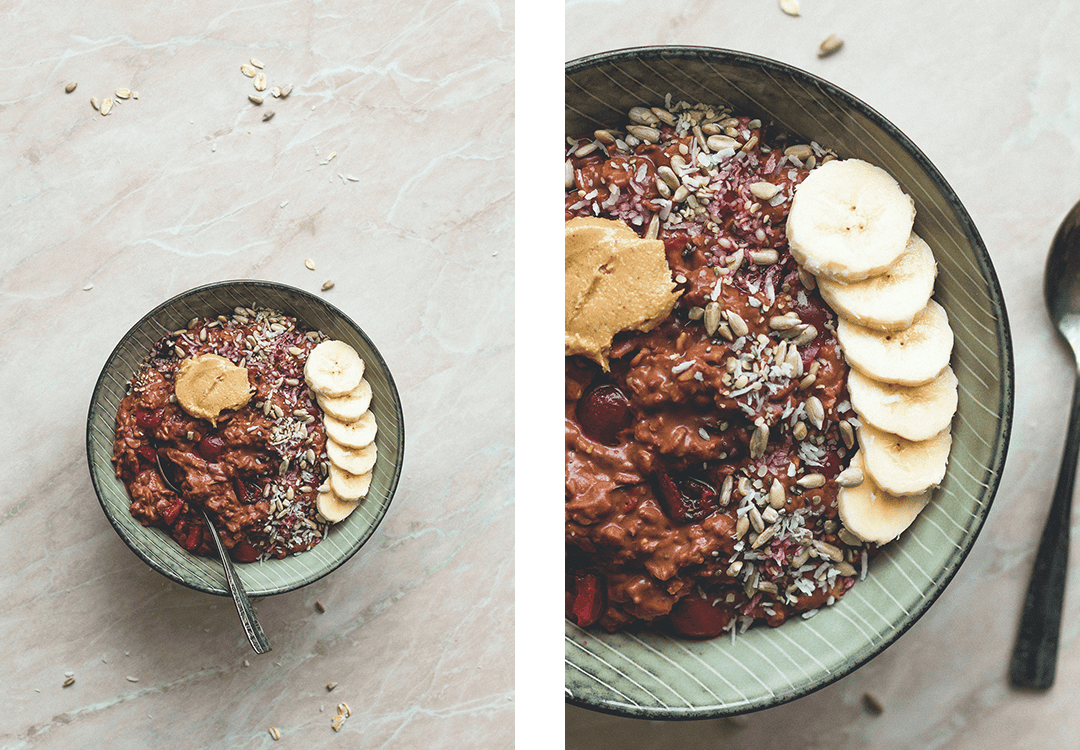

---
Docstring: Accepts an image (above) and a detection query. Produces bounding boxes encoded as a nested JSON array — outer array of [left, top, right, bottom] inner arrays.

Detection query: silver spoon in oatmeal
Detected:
[[156, 454, 272, 654]]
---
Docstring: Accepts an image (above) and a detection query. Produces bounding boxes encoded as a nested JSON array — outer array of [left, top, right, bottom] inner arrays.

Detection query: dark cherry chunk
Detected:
[[669, 594, 731, 639], [575, 384, 633, 445]]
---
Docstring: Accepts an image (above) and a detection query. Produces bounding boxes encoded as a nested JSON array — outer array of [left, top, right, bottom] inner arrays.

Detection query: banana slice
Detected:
[[857, 422, 952, 497], [329, 463, 372, 501], [848, 366, 958, 442], [317, 378, 373, 423], [837, 300, 953, 386], [838, 451, 931, 544], [324, 411, 378, 449], [326, 439, 377, 476], [315, 486, 359, 523], [816, 233, 937, 331], [304, 340, 365, 397], [787, 158, 915, 282]]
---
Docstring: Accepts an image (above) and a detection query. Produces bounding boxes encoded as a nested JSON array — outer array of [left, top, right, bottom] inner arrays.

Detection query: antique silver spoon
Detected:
[[156, 454, 272, 654], [1009, 200, 1080, 689]]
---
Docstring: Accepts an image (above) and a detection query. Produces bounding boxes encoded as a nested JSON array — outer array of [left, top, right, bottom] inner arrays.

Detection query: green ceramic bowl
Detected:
[[565, 47, 1013, 719], [87, 280, 404, 597]]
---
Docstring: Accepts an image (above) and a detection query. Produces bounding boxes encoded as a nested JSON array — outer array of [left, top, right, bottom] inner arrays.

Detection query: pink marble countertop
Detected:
[[1, 1, 513, 747], [564, 0, 1080, 748]]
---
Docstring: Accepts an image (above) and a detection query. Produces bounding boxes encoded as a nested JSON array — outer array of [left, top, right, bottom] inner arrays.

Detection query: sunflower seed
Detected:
[[792, 421, 808, 441], [720, 476, 734, 506], [819, 34, 844, 58], [798, 267, 817, 290], [750, 249, 779, 265], [769, 479, 786, 509], [726, 560, 743, 577], [65, 82, 77, 93], [798, 373, 816, 390], [625, 125, 660, 144], [836, 466, 864, 487], [254, 73, 267, 91], [750, 423, 769, 458], [748, 505, 765, 534], [704, 302, 722, 337], [574, 141, 599, 158], [735, 515, 750, 539], [115, 88, 131, 99], [749, 182, 779, 200], [805, 396, 825, 429], [727, 310, 749, 338], [798, 473, 826, 489], [838, 528, 863, 547], [241, 64, 255, 77], [688, 306, 705, 321], [785, 144, 813, 161], [707, 134, 739, 151], [794, 324, 818, 346], [628, 106, 659, 126], [757, 579, 779, 595], [813, 539, 844, 562], [840, 420, 856, 449], [791, 547, 811, 568], [100, 97, 113, 115]]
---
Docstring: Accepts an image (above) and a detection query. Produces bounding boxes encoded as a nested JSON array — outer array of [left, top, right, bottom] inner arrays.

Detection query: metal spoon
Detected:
[[156, 454, 272, 654], [1009, 200, 1080, 689]]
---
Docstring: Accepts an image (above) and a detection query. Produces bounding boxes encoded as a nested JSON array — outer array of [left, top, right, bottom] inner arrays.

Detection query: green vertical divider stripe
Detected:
[[514, 2, 565, 747]]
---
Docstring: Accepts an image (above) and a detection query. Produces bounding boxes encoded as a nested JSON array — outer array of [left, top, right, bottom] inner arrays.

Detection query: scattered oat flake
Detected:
[[819, 34, 844, 57], [263, 111, 275, 121], [315, 601, 326, 612], [90, 97, 99, 110], [132, 91, 139, 99], [326, 682, 338, 691], [249, 94, 263, 105], [345, 175, 359, 182], [268, 727, 281, 740], [83, 282, 94, 291], [279, 200, 289, 208], [241, 64, 255, 77], [305, 258, 315, 271], [339, 173, 347, 184], [280, 84, 293, 98], [254, 73, 267, 91], [321, 280, 335, 291], [65, 82, 77, 93], [251, 58, 264, 69], [271, 86, 281, 98], [780, 0, 800, 15], [115, 88, 131, 99], [212, 143, 217, 152], [100, 98, 113, 116], [126, 676, 139, 682], [62, 677, 75, 687]]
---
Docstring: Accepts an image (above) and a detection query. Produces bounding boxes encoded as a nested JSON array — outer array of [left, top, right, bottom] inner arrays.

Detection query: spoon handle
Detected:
[[202, 511, 273, 655], [1009, 371, 1080, 688]]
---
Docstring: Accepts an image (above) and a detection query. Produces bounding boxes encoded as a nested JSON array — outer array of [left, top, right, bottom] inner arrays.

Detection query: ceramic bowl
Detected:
[[87, 280, 404, 597], [565, 46, 1013, 719]]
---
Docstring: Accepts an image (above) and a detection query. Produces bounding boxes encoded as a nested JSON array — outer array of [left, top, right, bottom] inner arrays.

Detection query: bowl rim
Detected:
[[564, 44, 1015, 720], [86, 278, 406, 597]]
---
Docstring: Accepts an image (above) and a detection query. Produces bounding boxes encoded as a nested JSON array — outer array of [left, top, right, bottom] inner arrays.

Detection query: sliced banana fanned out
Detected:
[[305, 340, 365, 397], [329, 463, 373, 501], [324, 411, 378, 450], [848, 366, 958, 442], [837, 300, 953, 387], [816, 233, 938, 332], [316, 486, 359, 523], [326, 439, 378, 477], [837, 452, 932, 544], [317, 378, 373, 422], [857, 422, 952, 497], [787, 158, 915, 282]]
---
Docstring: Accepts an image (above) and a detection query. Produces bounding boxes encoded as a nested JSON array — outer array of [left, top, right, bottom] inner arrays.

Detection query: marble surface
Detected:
[[1, 1, 513, 748], [566, 0, 1080, 747]]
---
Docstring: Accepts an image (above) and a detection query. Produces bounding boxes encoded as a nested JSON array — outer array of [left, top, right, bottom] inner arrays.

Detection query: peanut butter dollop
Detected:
[[565, 216, 680, 369], [174, 354, 253, 425]]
